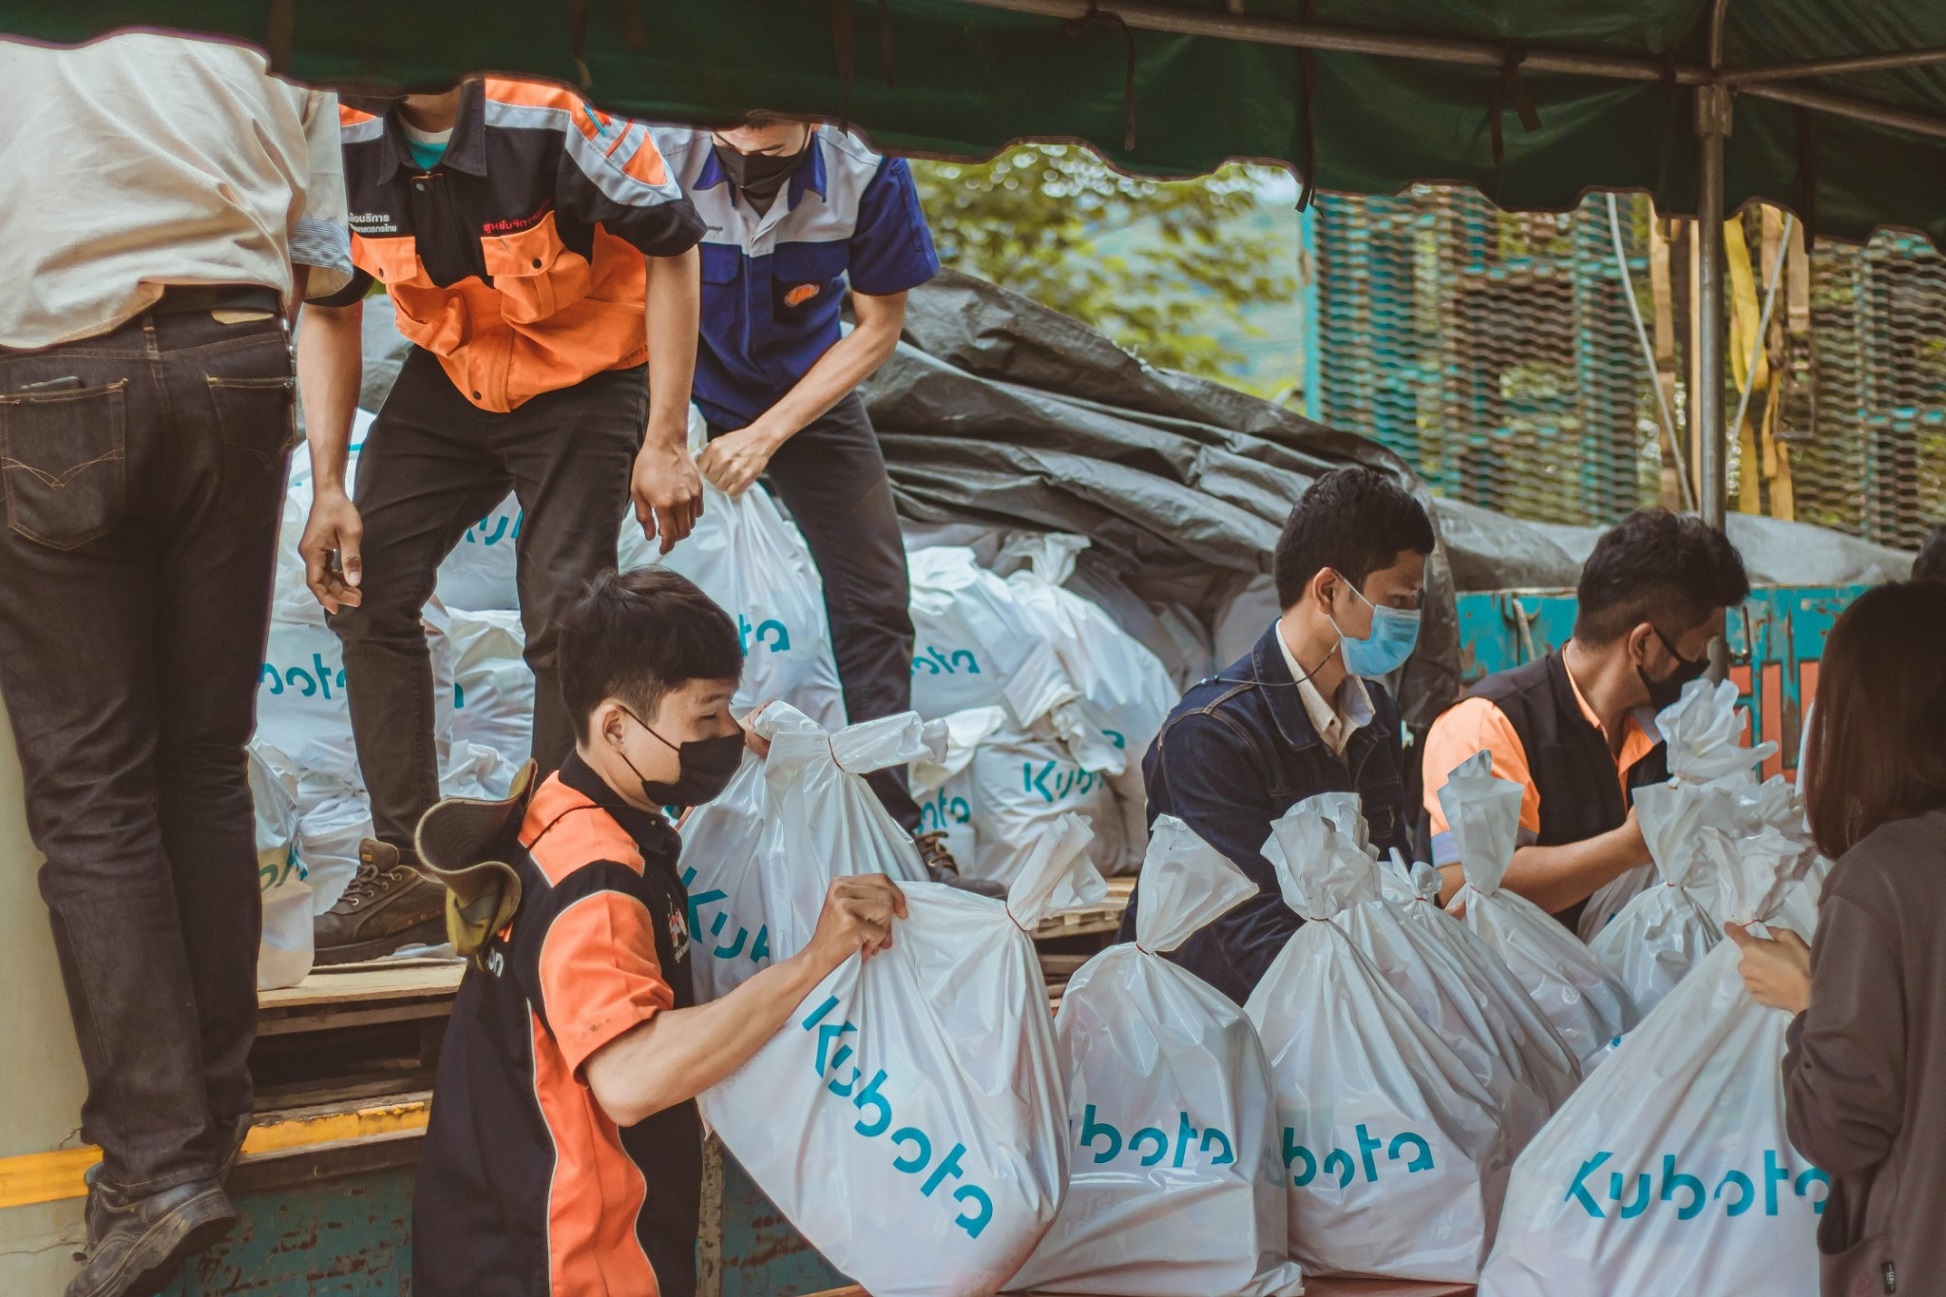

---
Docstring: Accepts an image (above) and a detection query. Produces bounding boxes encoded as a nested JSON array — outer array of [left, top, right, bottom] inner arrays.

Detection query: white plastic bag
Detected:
[[1442, 753, 1638, 1071], [912, 708, 1127, 886], [906, 547, 1045, 719], [1281, 794, 1573, 1118], [1479, 830, 1824, 1297], [446, 607, 535, 765], [1245, 798, 1527, 1282], [1587, 781, 1733, 1016], [250, 746, 313, 990], [700, 719, 1075, 1297], [622, 410, 848, 728], [434, 492, 524, 612], [1010, 818, 1304, 1297], [1658, 677, 1780, 786]]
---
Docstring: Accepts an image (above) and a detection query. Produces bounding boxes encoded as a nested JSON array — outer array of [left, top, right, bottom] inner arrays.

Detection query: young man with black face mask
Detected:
[[410, 567, 906, 1297], [639, 113, 978, 885], [1421, 510, 1749, 934]]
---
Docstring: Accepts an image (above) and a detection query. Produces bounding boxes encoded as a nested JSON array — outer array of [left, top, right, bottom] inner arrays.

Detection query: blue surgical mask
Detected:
[[1328, 573, 1422, 678]]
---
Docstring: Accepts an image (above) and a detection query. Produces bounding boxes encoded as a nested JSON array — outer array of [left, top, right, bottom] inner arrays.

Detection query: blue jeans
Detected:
[[0, 305, 292, 1193]]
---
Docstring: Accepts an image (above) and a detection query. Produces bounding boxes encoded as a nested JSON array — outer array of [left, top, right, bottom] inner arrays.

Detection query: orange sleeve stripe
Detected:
[[538, 892, 674, 1077], [481, 76, 608, 141], [614, 127, 670, 187], [338, 102, 378, 127], [1421, 696, 1541, 836]]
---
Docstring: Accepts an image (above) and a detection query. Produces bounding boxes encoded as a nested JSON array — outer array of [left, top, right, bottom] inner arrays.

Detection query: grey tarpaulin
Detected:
[[860, 269, 1461, 728]]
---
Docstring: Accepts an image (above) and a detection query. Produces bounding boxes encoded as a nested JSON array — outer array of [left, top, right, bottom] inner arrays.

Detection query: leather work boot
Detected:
[[913, 830, 1006, 899], [312, 839, 448, 965], [67, 1169, 236, 1297]]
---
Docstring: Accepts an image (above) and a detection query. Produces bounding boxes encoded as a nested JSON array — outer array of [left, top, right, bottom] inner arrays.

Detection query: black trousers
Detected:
[[711, 393, 919, 830], [330, 348, 645, 853], [0, 309, 291, 1193]]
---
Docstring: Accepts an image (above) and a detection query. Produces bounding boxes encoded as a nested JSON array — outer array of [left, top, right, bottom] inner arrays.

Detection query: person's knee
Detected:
[[326, 588, 427, 644]]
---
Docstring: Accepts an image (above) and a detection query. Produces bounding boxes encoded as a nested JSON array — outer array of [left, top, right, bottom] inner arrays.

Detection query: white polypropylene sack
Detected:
[[1009, 818, 1304, 1297], [1479, 830, 1824, 1297], [1282, 794, 1573, 1120], [1658, 677, 1780, 786], [906, 547, 1044, 719], [1245, 797, 1527, 1282], [1441, 753, 1638, 1071], [620, 411, 847, 728], [256, 619, 361, 785], [1587, 781, 1734, 1016], [700, 717, 1074, 1297], [446, 608, 535, 765], [250, 746, 314, 990], [912, 708, 1127, 886]]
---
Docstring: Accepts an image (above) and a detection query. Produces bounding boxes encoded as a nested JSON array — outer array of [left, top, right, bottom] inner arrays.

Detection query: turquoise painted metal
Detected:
[[158, 1170, 411, 1296], [1454, 584, 1866, 780]]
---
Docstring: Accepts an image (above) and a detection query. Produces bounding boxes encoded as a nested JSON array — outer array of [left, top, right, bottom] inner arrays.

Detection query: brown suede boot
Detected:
[[312, 839, 448, 965]]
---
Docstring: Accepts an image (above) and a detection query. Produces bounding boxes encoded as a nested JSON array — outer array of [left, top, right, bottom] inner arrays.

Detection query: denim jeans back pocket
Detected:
[[0, 380, 129, 550], [207, 373, 295, 524]]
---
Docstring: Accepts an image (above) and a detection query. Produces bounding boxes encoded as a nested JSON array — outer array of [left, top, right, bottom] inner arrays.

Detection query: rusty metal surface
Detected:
[[165, 1168, 412, 1296]]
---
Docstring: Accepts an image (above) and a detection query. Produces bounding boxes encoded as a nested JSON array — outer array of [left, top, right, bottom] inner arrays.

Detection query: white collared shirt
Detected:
[[1275, 620, 1375, 757]]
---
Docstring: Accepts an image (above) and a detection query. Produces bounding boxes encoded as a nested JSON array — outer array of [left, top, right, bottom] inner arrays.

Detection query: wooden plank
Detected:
[[1031, 877, 1133, 940], [258, 960, 465, 1010]]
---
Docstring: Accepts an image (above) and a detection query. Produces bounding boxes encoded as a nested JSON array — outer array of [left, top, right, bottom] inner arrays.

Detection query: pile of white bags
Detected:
[[1286, 795, 1577, 1119], [693, 705, 1078, 1297], [1246, 795, 1537, 1282], [1479, 827, 1825, 1296], [904, 541, 1175, 881], [1441, 753, 1638, 1070], [1009, 817, 1305, 1297]]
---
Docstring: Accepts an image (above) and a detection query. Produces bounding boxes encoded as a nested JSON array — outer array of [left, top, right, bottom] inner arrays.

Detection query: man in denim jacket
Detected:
[[1118, 467, 1435, 1005]]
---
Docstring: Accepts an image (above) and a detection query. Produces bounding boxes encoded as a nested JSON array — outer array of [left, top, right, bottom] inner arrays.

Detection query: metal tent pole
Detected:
[[1695, 87, 1731, 531]]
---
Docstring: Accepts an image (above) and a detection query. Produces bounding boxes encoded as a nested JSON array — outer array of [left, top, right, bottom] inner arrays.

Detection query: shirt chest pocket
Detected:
[[768, 242, 849, 325], [480, 212, 592, 324]]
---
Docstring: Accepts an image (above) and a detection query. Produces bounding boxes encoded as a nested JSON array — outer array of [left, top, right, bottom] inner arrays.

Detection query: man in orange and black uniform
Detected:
[[1421, 510, 1749, 936], [298, 78, 707, 963]]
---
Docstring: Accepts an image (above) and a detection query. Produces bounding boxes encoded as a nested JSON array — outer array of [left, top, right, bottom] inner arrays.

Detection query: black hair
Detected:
[[1272, 466, 1437, 608], [1573, 510, 1750, 645], [1914, 524, 1946, 583], [557, 568, 743, 741]]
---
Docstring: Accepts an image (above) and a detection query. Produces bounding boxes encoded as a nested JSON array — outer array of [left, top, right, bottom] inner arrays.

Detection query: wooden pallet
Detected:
[[1031, 876, 1134, 940]]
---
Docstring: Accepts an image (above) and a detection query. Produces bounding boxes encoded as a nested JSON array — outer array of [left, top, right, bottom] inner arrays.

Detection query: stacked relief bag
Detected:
[[1245, 795, 1534, 1282], [1480, 827, 1825, 1296], [1008, 817, 1304, 1297], [691, 705, 1077, 1297], [1440, 752, 1638, 1070]]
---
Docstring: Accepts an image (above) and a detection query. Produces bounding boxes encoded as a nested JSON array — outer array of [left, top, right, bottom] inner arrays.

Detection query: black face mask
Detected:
[[617, 708, 745, 809], [712, 140, 806, 206], [1639, 627, 1712, 711]]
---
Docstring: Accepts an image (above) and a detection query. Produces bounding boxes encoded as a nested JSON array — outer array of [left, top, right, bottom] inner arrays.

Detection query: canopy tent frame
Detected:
[[956, 0, 1946, 543]]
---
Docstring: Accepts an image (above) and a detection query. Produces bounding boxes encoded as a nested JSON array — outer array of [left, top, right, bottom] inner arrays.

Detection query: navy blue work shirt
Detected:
[[1117, 621, 1415, 1007], [651, 125, 940, 430]]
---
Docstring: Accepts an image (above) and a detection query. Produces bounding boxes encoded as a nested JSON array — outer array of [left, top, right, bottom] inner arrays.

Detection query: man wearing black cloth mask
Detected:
[[643, 114, 996, 891], [1420, 510, 1750, 935]]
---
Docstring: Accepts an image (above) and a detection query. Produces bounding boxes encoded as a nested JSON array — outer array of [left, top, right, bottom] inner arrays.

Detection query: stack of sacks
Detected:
[[1008, 817, 1305, 1297], [1246, 796, 1534, 1282], [1579, 678, 1781, 940], [1284, 796, 1577, 1118], [1479, 826, 1824, 1296], [691, 704, 1079, 1297], [905, 541, 1175, 882], [250, 746, 312, 990], [1440, 753, 1638, 1071]]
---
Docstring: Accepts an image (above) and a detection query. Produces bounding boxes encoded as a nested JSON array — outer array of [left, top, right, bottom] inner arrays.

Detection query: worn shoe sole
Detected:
[[69, 1187, 237, 1297], [313, 913, 448, 966]]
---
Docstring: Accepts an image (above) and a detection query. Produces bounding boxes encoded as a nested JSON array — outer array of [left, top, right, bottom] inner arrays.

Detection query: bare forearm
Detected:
[[643, 248, 700, 449], [295, 301, 364, 491], [1499, 826, 1650, 917], [754, 312, 901, 439], [588, 950, 834, 1125]]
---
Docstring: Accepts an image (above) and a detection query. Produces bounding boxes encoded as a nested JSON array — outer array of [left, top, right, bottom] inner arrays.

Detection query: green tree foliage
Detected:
[[911, 144, 1298, 382]]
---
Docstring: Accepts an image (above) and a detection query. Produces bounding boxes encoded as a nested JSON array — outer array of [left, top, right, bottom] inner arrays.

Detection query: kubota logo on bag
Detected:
[[1283, 1122, 1437, 1190], [682, 866, 771, 966], [1022, 760, 1110, 805], [260, 651, 346, 700], [919, 790, 971, 834], [1566, 1150, 1829, 1220], [800, 994, 997, 1239], [738, 613, 794, 654], [1075, 1104, 1236, 1169], [911, 644, 980, 676]]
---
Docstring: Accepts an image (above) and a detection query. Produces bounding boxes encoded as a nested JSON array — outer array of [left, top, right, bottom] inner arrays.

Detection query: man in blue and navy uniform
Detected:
[[647, 115, 956, 870]]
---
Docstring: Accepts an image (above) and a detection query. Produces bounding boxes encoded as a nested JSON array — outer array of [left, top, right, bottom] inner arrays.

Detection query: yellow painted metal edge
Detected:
[[0, 1099, 429, 1210]]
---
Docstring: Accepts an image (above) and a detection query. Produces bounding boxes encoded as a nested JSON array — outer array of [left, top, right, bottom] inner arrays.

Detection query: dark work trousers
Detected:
[[710, 392, 920, 830], [0, 309, 292, 1194], [329, 347, 645, 855]]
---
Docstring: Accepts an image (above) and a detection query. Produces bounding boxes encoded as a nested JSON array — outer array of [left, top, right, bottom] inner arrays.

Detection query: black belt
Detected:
[[149, 285, 283, 316]]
